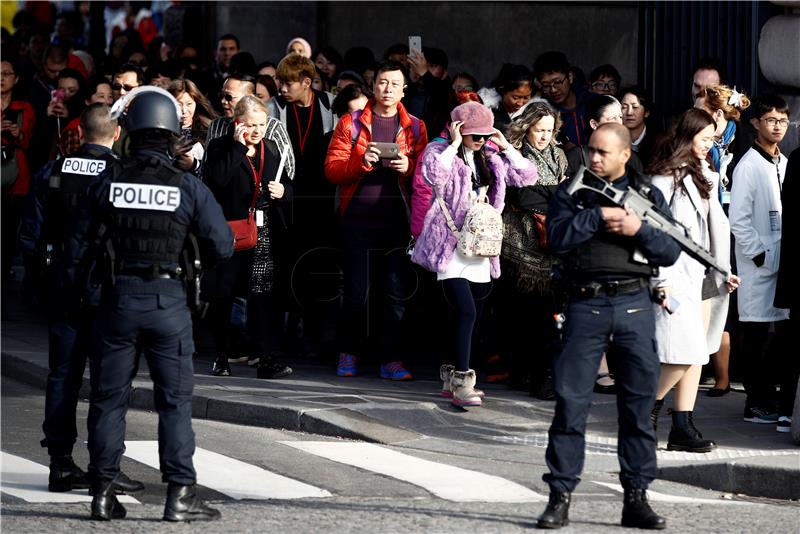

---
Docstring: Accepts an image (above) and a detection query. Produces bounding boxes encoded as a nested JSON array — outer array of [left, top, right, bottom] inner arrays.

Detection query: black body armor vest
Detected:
[[564, 173, 658, 279], [107, 157, 187, 273]]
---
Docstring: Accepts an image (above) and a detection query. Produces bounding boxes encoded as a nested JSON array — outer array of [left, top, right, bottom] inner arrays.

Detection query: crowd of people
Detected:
[[1, 4, 798, 526]]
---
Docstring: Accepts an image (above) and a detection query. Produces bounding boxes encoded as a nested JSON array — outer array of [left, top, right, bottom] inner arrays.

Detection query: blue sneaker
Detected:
[[337, 353, 357, 377], [380, 361, 412, 381]]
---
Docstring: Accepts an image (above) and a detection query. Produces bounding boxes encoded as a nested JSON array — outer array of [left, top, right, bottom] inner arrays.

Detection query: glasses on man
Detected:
[[760, 117, 790, 128], [537, 76, 568, 92], [453, 84, 474, 92], [220, 92, 238, 102], [469, 133, 493, 141], [1, 71, 15, 78], [112, 83, 139, 92], [591, 80, 618, 92]]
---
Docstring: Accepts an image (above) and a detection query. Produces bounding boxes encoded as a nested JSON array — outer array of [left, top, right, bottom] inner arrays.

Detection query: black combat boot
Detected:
[[91, 479, 127, 520], [48, 455, 90, 492], [667, 411, 716, 453], [163, 483, 221, 522], [650, 398, 665, 434], [536, 491, 571, 529], [89, 471, 145, 495], [621, 488, 666, 529]]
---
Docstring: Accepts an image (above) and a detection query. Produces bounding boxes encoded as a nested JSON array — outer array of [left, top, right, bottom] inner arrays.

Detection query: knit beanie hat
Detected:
[[286, 37, 312, 58], [451, 102, 495, 135]]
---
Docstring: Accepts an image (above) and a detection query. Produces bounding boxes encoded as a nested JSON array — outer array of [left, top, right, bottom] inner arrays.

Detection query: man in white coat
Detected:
[[729, 94, 791, 426]]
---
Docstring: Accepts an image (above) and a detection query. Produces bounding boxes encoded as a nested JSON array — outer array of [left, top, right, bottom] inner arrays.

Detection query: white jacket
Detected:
[[729, 146, 789, 322], [651, 164, 730, 363]]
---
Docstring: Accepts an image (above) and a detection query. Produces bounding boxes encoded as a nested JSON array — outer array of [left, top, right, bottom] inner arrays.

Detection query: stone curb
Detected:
[[0, 351, 421, 445], [658, 461, 800, 500]]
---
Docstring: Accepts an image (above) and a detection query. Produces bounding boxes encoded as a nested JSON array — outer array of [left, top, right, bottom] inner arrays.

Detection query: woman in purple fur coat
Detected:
[[411, 101, 538, 407]]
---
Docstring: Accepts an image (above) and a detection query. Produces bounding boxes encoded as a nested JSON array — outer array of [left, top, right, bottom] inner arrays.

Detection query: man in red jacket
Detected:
[[325, 61, 428, 379]]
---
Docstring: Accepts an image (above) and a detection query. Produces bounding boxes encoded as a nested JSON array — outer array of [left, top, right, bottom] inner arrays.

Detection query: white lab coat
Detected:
[[729, 146, 789, 322]]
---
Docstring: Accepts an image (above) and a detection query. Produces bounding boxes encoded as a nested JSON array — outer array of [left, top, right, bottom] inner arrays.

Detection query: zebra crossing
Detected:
[[1, 441, 748, 506]]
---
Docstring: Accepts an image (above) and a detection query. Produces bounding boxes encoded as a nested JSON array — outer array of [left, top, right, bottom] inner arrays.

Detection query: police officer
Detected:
[[18, 103, 144, 495], [537, 123, 680, 530], [75, 88, 233, 521]]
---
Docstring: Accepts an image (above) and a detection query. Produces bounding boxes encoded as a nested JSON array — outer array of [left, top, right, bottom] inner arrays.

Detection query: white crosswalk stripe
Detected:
[[591, 481, 753, 505], [281, 441, 547, 503], [0, 452, 139, 504], [122, 441, 332, 500]]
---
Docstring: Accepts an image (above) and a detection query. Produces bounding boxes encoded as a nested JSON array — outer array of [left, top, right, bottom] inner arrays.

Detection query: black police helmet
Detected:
[[124, 89, 181, 135]]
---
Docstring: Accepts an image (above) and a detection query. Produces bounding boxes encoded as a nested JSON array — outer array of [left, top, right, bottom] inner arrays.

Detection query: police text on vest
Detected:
[[110, 183, 181, 212], [62, 157, 107, 175]]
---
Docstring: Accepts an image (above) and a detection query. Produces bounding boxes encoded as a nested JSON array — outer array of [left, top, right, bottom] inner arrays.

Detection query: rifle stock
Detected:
[[568, 166, 729, 276]]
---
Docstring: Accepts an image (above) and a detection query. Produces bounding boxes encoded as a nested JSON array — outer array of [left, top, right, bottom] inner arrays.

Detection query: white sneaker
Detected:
[[450, 370, 482, 407], [776, 416, 792, 433]]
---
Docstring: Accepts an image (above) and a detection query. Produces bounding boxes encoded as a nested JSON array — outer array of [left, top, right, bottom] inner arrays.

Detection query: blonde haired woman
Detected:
[[499, 102, 567, 398], [203, 95, 293, 379], [694, 84, 750, 398]]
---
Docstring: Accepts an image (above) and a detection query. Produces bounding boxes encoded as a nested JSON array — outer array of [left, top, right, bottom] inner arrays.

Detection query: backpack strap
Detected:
[[349, 109, 421, 146], [350, 110, 363, 147], [433, 187, 460, 237]]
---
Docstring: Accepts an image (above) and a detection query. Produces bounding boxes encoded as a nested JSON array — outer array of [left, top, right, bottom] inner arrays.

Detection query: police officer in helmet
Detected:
[[76, 88, 233, 521], [537, 123, 680, 530], [18, 103, 144, 495]]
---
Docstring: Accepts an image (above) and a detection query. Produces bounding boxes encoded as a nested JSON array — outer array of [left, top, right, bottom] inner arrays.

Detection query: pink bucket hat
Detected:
[[450, 101, 495, 136]]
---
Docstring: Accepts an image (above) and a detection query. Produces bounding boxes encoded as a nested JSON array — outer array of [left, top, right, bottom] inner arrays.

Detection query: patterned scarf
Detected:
[[521, 138, 567, 186]]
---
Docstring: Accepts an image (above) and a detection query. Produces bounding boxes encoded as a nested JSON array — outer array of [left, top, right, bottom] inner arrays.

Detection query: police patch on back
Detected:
[[110, 182, 181, 212], [62, 157, 107, 176]]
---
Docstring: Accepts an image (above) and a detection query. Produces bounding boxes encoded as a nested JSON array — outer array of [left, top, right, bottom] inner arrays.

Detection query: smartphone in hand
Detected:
[[372, 142, 400, 160], [408, 35, 422, 56], [50, 88, 65, 105]]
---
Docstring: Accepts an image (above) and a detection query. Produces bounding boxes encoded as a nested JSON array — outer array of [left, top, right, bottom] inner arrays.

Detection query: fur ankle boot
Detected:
[[450, 369, 482, 407]]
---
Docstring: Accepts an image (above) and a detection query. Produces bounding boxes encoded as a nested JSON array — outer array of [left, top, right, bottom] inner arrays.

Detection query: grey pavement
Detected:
[[2, 289, 799, 501]]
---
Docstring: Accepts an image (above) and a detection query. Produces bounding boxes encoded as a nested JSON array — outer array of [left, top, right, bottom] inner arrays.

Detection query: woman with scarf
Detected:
[[499, 101, 568, 398], [647, 109, 740, 452], [694, 84, 750, 398], [412, 101, 538, 407]]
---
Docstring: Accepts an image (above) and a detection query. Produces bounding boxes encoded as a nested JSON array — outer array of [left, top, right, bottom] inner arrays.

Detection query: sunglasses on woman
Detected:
[[469, 133, 493, 141]]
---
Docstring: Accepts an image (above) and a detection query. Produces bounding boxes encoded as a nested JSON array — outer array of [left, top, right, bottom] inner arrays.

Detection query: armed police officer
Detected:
[[18, 103, 144, 495], [537, 123, 680, 530], [73, 88, 233, 522]]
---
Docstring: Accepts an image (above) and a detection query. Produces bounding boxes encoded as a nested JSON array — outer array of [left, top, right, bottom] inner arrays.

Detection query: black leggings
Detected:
[[441, 278, 491, 372]]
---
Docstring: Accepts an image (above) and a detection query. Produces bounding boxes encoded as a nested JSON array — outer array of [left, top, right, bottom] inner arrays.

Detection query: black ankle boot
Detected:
[[650, 399, 665, 434], [667, 411, 716, 453], [621, 488, 666, 529], [91, 479, 127, 520], [163, 483, 221, 522], [48, 455, 90, 492], [536, 491, 570, 529]]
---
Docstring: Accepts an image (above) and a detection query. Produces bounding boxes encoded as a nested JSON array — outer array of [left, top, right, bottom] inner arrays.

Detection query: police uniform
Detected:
[[76, 89, 233, 521], [18, 143, 118, 490], [542, 169, 680, 504]]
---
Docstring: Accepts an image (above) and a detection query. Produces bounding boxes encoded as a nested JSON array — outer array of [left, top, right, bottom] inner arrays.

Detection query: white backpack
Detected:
[[435, 186, 504, 257]]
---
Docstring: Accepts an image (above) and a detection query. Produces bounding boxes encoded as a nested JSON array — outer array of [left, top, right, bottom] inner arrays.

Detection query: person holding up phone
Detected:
[[647, 109, 740, 453], [203, 95, 293, 380], [2, 56, 36, 304], [325, 61, 429, 380]]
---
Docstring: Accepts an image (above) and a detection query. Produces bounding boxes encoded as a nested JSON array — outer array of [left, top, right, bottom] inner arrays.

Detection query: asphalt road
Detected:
[[2, 376, 797, 533]]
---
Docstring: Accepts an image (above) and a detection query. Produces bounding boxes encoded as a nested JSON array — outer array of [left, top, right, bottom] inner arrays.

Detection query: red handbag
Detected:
[[227, 142, 264, 252]]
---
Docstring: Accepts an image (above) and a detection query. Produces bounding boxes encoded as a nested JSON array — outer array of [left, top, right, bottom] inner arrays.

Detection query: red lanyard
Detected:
[[291, 96, 315, 155], [246, 141, 265, 192]]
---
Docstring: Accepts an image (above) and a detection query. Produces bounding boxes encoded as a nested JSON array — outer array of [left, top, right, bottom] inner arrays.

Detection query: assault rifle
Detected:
[[567, 166, 729, 276]]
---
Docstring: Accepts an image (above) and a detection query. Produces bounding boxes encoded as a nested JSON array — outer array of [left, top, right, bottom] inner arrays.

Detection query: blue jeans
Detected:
[[543, 288, 659, 493]]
